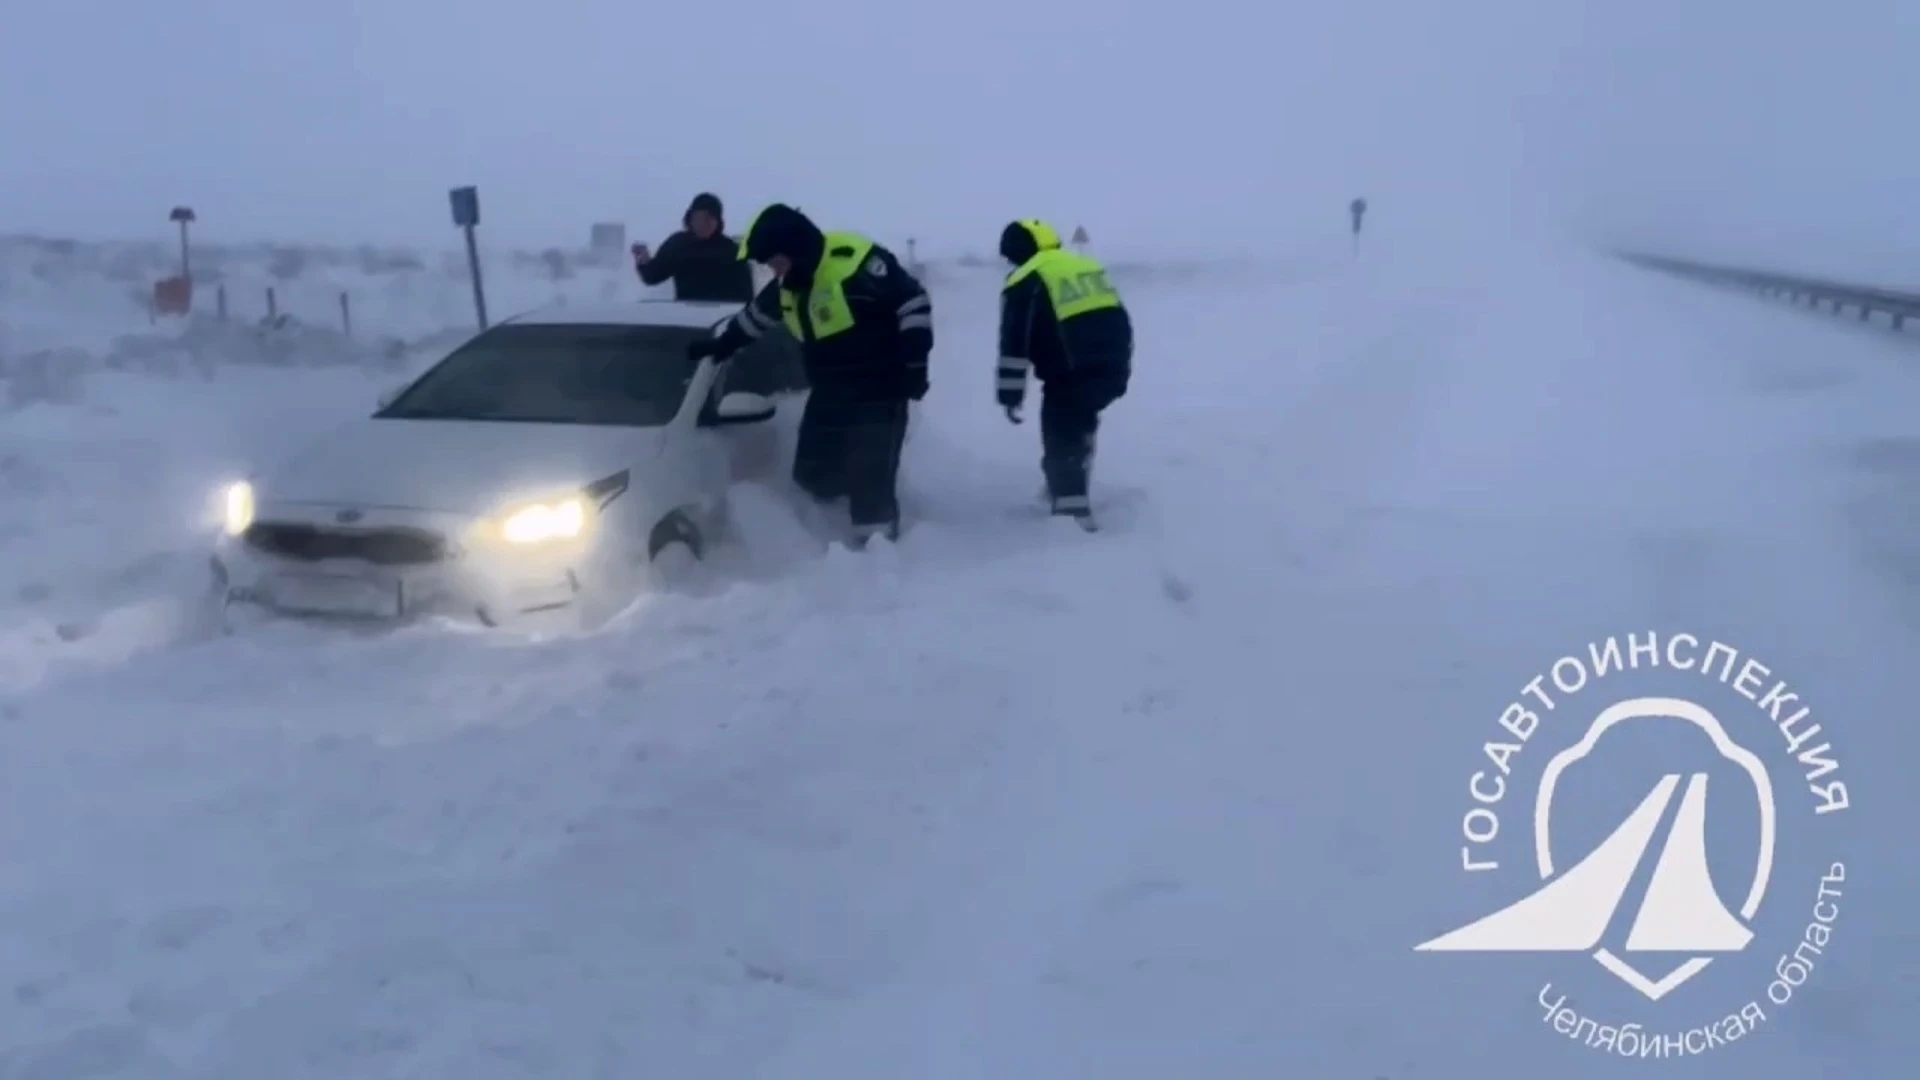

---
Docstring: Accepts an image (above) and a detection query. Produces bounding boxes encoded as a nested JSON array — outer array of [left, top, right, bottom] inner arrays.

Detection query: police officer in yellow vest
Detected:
[[690, 204, 933, 545], [997, 219, 1132, 525]]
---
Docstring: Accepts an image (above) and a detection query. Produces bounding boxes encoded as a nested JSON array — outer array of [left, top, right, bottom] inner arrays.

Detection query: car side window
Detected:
[[717, 324, 803, 398]]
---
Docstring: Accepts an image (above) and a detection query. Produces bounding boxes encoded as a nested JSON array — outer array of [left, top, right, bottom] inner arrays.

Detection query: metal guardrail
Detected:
[[1616, 251, 1920, 331]]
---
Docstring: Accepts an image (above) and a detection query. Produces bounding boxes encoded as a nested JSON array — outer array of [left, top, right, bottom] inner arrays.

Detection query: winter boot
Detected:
[[846, 517, 901, 550]]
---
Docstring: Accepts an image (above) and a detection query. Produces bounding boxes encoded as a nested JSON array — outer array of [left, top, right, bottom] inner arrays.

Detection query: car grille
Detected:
[[243, 522, 449, 565]]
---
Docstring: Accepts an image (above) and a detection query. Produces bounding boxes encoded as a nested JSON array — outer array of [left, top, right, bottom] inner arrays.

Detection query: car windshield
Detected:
[[376, 322, 710, 426]]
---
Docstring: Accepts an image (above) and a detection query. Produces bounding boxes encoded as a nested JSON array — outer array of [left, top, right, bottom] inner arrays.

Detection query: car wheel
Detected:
[[647, 509, 706, 589], [213, 591, 276, 636]]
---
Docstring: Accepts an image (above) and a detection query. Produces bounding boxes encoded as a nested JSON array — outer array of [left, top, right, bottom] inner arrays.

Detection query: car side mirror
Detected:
[[701, 391, 776, 426]]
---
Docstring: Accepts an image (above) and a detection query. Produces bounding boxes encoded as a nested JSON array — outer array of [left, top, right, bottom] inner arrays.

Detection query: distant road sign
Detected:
[[449, 186, 480, 228]]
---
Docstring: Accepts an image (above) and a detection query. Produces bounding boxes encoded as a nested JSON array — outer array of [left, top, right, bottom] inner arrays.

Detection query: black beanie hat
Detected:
[[741, 203, 824, 265], [999, 221, 1041, 266], [685, 192, 724, 229]]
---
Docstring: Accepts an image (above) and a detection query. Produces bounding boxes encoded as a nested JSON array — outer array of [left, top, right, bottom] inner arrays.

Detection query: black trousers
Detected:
[[1039, 373, 1127, 514], [792, 391, 910, 536]]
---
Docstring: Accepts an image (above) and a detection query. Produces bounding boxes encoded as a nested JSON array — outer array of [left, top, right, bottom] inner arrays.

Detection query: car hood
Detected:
[[259, 417, 663, 515]]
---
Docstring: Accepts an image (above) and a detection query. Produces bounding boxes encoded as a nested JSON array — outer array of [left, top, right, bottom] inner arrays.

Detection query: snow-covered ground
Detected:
[[0, 229, 1915, 1078], [0, 232, 680, 363]]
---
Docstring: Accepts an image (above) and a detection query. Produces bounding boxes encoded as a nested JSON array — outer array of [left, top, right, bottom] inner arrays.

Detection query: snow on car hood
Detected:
[[258, 416, 663, 515]]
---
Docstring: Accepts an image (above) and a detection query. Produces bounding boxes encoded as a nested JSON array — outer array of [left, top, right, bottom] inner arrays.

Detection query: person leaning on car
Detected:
[[632, 192, 755, 303], [689, 203, 933, 547]]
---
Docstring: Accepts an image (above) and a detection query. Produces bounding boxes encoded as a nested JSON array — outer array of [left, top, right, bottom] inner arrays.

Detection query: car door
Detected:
[[681, 359, 736, 511]]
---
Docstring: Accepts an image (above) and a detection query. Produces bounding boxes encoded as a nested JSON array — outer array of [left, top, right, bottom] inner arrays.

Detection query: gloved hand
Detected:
[[1004, 404, 1022, 425]]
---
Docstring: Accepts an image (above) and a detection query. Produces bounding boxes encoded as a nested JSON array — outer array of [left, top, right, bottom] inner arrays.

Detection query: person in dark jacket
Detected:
[[689, 203, 933, 546], [633, 192, 756, 303], [638, 193, 805, 394], [996, 218, 1132, 527]]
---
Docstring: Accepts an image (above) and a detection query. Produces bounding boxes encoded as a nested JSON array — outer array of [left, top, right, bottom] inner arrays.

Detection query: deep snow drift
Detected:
[[0, 231, 1915, 1078]]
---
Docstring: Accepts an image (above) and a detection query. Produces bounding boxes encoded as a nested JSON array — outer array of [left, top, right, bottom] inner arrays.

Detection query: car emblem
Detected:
[[336, 509, 364, 523]]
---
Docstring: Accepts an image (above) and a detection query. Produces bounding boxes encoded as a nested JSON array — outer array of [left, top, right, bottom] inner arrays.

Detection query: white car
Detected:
[[210, 299, 794, 628]]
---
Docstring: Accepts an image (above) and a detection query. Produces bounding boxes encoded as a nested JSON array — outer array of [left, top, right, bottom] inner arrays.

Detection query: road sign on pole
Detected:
[[448, 186, 488, 330], [449, 186, 480, 228], [168, 205, 197, 279], [589, 222, 626, 263], [153, 206, 199, 316]]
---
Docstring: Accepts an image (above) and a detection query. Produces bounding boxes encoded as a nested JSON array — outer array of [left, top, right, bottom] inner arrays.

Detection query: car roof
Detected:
[[500, 299, 741, 330]]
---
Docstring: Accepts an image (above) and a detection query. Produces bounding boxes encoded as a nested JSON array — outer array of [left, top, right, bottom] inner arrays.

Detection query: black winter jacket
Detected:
[[637, 230, 756, 302], [996, 270, 1132, 409], [711, 239, 933, 401]]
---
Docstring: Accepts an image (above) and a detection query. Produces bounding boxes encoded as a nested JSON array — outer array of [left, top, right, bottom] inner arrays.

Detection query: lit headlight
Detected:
[[497, 496, 589, 544], [482, 472, 627, 547], [223, 481, 255, 536]]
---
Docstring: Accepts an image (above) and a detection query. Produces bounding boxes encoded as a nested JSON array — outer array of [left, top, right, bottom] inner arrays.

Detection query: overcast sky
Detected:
[[3, 0, 1916, 270]]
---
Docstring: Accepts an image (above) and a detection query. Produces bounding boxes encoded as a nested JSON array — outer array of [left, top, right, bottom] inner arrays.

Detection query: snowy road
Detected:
[[1, 240, 1915, 1077]]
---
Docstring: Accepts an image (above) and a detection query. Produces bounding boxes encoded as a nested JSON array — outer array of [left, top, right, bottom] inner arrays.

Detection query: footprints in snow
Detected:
[[1097, 875, 1186, 913], [991, 569, 1193, 615], [6, 904, 276, 1077], [143, 904, 234, 951], [1038, 874, 1194, 993]]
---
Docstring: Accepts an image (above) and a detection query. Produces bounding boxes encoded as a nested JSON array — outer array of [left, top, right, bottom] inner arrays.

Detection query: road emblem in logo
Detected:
[[1412, 633, 1853, 1059]]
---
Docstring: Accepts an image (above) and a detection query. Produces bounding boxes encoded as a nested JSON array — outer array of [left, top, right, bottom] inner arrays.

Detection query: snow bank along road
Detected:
[[1, 238, 1916, 1078]]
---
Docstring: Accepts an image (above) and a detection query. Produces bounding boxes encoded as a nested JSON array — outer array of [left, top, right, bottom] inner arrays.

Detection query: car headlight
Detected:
[[223, 481, 255, 536], [480, 472, 628, 547], [497, 496, 589, 544]]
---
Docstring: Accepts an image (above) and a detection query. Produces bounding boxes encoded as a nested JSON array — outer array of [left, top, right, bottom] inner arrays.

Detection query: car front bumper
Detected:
[[211, 532, 588, 625]]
